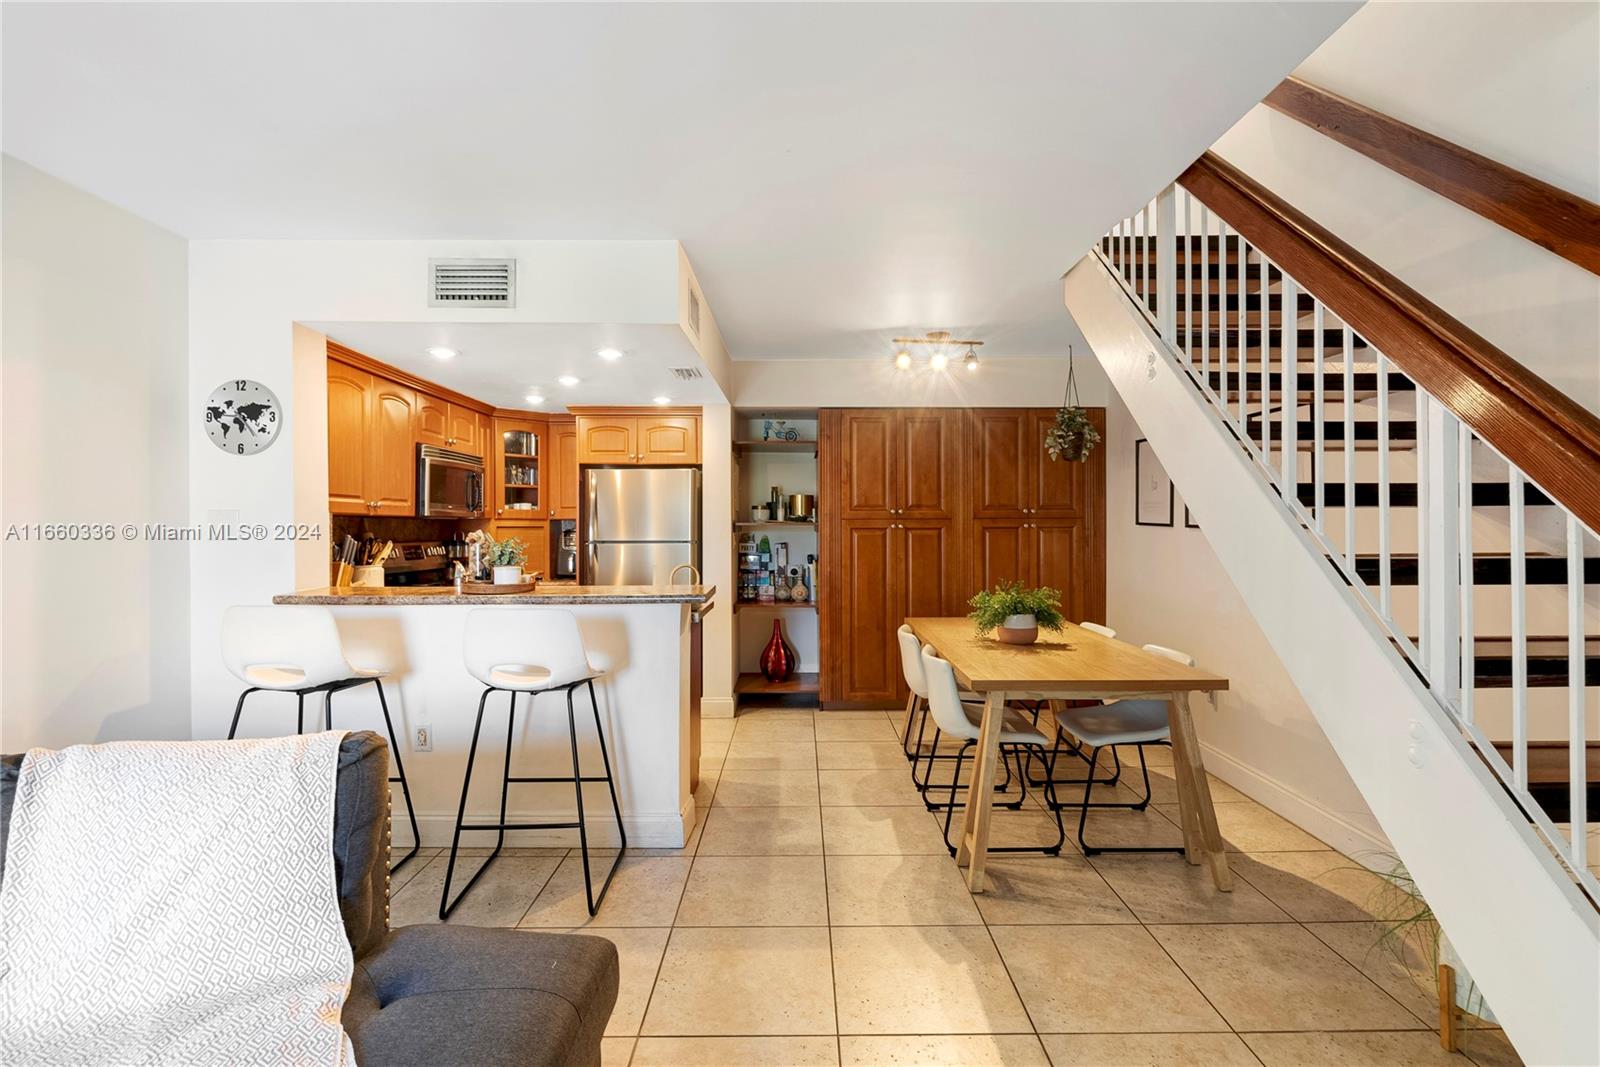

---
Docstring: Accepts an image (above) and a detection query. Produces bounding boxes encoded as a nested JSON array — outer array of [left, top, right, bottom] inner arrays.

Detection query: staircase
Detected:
[[1066, 163, 1599, 1066]]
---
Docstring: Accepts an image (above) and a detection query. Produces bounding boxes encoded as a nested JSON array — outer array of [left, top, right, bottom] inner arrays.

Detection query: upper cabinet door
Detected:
[[837, 410, 896, 518], [368, 380, 416, 515], [416, 392, 449, 449], [637, 416, 700, 464], [896, 410, 961, 519], [327, 360, 371, 515], [447, 403, 480, 454], [1031, 408, 1102, 516], [549, 418, 581, 519], [968, 410, 1031, 517], [494, 417, 543, 524], [577, 417, 637, 465]]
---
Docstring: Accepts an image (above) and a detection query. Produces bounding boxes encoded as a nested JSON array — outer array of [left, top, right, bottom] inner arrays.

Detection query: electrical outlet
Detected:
[[413, 725, 433, 752]]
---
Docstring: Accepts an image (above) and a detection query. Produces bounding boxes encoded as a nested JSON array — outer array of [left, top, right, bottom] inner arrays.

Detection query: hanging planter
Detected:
[[1044, 346, 1101, 463]]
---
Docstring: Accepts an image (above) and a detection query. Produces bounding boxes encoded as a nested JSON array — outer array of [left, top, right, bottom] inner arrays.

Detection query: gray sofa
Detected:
[[0, 732, 618, 1067]]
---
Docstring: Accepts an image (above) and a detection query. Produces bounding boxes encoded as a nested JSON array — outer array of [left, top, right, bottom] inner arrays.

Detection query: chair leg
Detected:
[[1039, 744, 1067, 856], [440, 687, 495, 920], [571, 681, 625, 916], [1075, 743, 1184, 858], [1133, 744, 1154, 811], [900, 691, 920, 759], [226, 688, 258, 740], [372, 679, 421, 871], [296, 692, 305, 735], [1076, 746, 1101, 856], [941, 743, 969, 855]]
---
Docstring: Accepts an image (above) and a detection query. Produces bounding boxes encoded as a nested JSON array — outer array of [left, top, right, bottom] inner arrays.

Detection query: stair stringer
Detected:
[[1065, 252, 1599, 1067]]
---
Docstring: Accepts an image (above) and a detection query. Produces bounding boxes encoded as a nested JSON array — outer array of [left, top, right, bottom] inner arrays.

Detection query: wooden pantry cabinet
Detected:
[[819, 406, 1105, 707], [574, 412, 701, 465]]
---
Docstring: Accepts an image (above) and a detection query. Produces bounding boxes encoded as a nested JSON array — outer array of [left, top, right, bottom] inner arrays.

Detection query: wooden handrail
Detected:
[[1178, 151, 1600, 535], [1264, 76, 1600, 276]]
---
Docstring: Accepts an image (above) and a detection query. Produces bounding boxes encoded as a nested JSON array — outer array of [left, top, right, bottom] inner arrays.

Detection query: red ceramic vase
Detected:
[[760, 619, 797, 682]]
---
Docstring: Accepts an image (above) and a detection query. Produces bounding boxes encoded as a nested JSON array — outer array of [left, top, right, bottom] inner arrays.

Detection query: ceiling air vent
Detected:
[[669, 367, 704, 381], [429, 258, 516, 307]]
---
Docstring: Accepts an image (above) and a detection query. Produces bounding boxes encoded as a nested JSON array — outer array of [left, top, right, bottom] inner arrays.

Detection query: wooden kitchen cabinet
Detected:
[[547, 416, 580, 520], [575, 412, 702, 465], [492, 415, 545, 526], [819, 405, 1105, 706], [326, 358, 416, 517], [416, 392, 450, 449], [327, 360, 372, 515], [448, 403, 481, 455], [637, 415, 700, 463]]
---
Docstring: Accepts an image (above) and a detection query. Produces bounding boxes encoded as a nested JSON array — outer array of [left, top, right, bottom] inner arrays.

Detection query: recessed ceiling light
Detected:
[[596, 347, 623, 361], [653, 395, 671, 405], [894, 350, 912, 371], [525, 393, 545, 405], [558, 375, 581, 387], [426, 346, 457, 360], [929, 352, 949, 371]]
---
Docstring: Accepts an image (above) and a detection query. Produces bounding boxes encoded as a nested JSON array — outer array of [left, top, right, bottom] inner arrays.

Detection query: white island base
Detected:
[[268, 588, 709, 850]]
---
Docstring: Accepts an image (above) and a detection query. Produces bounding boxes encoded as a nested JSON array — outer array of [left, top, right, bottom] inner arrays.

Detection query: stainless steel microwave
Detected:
[[417, 445, 485, 518]]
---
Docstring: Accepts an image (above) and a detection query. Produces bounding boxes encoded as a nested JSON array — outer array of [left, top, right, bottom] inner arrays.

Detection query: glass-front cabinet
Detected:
[[493, 417, 544, 526]]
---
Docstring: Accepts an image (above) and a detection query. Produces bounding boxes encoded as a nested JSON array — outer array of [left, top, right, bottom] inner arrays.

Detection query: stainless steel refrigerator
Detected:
[[584, 467, 702, 585]]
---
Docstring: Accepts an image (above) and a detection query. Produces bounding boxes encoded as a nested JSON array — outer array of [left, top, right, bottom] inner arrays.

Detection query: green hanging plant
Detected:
[[1045, 346, 1100, 462]]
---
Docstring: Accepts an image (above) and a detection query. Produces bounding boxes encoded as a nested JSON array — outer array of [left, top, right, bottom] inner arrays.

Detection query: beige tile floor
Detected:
[[387, 705, 1526, 1067]]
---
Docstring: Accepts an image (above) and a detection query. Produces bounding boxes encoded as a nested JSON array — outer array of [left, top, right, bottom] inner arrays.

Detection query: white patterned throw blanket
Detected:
[[0, 733, 356, 1066]]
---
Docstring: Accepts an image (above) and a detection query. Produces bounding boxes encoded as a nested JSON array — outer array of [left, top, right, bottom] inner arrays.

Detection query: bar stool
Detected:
[[221, 604, 420, 869], [440, 608, 625, 920], [921, 645, 1067, 855]]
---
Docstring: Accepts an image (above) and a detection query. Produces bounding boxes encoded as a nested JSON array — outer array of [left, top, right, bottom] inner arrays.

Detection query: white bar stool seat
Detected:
[[220, 604, 419, 868], [441, 608, 624, 920]]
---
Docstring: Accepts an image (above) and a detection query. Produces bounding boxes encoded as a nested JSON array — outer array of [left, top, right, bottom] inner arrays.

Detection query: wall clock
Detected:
[[204, 379, 282, 455]]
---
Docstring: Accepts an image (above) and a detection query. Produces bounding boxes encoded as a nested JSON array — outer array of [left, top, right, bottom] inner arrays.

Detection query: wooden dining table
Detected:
[[906, 617, 1233, 893]]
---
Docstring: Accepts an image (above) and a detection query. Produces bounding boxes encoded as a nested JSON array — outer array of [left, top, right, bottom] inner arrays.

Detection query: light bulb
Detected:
[[964, 350, 980, 372], [596, 347, 623, 361], [426, 346, 457, 360], [525, 393, 545, 405], [930, 352, 949, 371], [894, 350, 912, 371]]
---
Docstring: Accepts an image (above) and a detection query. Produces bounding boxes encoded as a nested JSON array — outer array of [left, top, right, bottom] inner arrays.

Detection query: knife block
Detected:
[[351, 565, 385, 589]]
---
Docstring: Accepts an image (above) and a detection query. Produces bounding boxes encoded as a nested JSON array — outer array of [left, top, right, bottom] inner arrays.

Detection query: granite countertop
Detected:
[[273, 583, 715, 606]]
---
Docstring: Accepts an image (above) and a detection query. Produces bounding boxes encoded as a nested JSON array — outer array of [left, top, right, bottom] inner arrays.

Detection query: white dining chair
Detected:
[[1079, 621, 1116, 639], [921, 645, 1067, 855], [1048, 643, 1192, 857], [897, 625, 1019, 808], [440, 608, 625, 920], [221, 604, 419, 868]]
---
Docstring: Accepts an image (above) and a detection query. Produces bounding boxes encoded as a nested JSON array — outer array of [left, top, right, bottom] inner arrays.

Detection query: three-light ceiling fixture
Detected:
[[892, 330, 981, 372]]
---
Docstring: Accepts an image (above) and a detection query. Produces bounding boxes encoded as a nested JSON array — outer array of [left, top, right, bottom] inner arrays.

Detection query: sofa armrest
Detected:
[[344, 925, 618, 1067]]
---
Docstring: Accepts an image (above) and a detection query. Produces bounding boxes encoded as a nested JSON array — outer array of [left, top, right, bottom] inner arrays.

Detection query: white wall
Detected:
[[1213, 1, 1600, 412], [1104, 391, 1389, 855], [2, 157, 191, 750], [733, 355, 1110, 409]]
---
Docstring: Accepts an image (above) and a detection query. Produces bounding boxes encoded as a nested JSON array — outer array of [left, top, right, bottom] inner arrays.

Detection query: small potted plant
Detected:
[[468, 530, 528, 584], [968, 581, 1065, 645], [1045, 347, 1101, 462]]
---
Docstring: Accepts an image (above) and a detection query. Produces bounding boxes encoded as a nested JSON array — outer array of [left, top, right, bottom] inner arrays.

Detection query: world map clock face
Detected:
[[204, 379, 281, 455]]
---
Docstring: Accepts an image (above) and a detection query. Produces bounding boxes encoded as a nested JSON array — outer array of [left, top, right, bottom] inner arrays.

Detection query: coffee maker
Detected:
[[553, 520, 577, 579]]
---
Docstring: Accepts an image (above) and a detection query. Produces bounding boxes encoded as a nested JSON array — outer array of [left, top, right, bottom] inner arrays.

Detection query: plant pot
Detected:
[[492, 565, 522, 585], [1054, 434, 1090, 462], [995, 613, 1039, 645]]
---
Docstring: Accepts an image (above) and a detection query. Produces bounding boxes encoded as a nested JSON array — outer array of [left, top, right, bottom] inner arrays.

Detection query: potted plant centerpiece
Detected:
[[467, 530, 529, 585], [1045, 346, 1101, 462], [969, 581, 1065, 645]]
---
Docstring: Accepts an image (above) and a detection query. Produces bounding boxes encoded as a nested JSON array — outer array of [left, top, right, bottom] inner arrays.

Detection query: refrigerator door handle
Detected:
[[586, 541, 598, 584]]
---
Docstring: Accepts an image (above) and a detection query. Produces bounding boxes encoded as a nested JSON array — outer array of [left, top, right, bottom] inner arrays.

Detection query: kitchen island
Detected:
[[270, 584, 714, 849]]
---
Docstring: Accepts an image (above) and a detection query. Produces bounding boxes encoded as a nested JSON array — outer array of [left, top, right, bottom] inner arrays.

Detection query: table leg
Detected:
[[956, 691, 1006, 893], [1167, 691, 1232, 891]]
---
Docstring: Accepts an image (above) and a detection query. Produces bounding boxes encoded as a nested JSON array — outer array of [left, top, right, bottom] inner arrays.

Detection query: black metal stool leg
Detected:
[[440, 687, 494, 920], [296, 692, 305, 735], [227, 688, 258, 740], [573, 680, 625, 915], [942, 743, 969, 854], [1076, 746, 1100, 855], [371, 679, 420, 871]]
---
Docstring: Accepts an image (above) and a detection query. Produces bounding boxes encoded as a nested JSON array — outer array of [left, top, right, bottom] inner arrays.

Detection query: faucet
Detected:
[[669, 563, 701, 586]]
